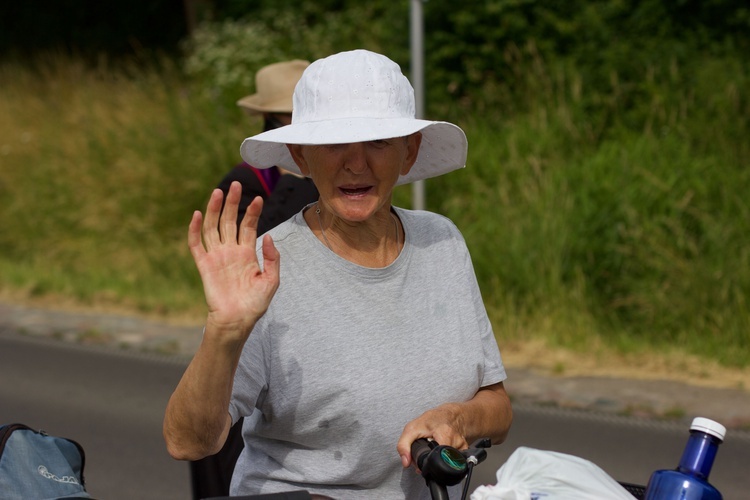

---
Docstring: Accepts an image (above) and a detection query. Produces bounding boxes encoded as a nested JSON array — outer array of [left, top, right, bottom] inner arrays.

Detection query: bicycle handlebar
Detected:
[[411, 438, 435, 470], [410, 437, 492, 500]]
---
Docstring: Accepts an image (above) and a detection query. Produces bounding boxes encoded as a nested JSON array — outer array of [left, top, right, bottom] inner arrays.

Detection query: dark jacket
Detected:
[[217, 162, 319, 234]]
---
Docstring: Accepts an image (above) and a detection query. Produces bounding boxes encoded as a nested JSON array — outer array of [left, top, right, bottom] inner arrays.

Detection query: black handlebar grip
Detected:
[[410, 438, 434, 469]]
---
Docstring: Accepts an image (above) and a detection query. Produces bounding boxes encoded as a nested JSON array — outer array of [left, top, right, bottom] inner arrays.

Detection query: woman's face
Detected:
[[288, 133, 422, 222]]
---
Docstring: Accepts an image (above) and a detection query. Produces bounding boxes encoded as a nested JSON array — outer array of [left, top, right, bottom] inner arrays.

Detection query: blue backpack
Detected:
[[0, 423, 91, 499]]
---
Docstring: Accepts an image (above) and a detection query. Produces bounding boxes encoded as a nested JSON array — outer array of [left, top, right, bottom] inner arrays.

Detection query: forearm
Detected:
[[163, 325, 246, 460], [448, 382, 513, 446], [167, 183, 279, 459]]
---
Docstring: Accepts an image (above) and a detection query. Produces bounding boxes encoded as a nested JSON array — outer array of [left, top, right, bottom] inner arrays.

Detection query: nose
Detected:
[[342, 143, 368, 174]]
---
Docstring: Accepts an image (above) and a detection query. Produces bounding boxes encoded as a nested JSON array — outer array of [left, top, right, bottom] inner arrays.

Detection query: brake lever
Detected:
[[461, 437, 491, 466]]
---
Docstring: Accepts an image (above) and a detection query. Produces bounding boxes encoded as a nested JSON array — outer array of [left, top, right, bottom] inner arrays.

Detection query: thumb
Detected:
[[261, 234, 280, 279]]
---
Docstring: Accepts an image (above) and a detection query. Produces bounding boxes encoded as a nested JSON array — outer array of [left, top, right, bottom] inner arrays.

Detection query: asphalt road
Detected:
[[0, 332, 192, 499], [2, 331, 749, 499]]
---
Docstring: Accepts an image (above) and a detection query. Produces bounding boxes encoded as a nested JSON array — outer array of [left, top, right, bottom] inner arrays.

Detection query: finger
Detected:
[[396, 436, 411, 466], [432, 429, 466, 451], [187, 210, 205, 257], [260, 234, 280, 286], [220, 181, 242, 243], [396, 427, 426, 468], [202, 189, 225, 248], [239, 196, 264, 246]]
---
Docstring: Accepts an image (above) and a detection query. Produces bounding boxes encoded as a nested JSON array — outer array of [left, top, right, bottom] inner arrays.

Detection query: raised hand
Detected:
[[187, 181, 280, 340]]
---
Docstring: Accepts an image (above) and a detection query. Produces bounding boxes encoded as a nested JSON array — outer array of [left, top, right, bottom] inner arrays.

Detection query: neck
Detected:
[[307, 203, 402, 267]]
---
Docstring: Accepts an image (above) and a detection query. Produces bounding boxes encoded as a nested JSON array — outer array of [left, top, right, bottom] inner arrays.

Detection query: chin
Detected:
[[333, 199, 382, 220]]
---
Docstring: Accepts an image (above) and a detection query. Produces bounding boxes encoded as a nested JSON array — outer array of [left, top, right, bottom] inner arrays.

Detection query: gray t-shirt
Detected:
[[228, 207, 506, 499]]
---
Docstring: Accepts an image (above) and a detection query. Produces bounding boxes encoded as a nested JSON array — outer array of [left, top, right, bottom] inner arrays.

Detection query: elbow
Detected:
[[492, 402, 513, 445], [165, 442, 190, 461], [164, 428, 221, 461], [165, 438, 209, 461], [164, 427, 199, 461], [163, 419, 224, 461], [490, 385, 514, 446]]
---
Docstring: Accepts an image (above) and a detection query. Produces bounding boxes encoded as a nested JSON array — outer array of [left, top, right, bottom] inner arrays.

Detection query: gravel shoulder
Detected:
[[2, 300, 749, 430]]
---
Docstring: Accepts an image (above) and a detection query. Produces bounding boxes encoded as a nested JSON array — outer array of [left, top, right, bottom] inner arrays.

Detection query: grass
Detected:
[[0, 53, 243, 316], [430, 51, 750, 366], [1, 50, 748, 368]]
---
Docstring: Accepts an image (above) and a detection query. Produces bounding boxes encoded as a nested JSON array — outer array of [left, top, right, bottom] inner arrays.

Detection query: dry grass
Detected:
[[504, 338, 750, 392], [0, 55, 245, 315]]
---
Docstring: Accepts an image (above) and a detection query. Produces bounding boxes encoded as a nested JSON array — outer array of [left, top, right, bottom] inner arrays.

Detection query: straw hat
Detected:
[[236, 60, 310, 114], [239, 50, 467, 185]]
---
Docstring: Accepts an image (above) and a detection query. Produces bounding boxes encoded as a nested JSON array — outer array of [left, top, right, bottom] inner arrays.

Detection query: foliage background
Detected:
[[1, 0, 748, 367]]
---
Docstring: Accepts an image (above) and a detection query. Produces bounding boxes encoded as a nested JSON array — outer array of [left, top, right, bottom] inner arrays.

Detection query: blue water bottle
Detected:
[[644, 417, 726, 500]]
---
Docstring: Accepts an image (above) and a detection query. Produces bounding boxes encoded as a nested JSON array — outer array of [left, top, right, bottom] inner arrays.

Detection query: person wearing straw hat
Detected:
[[217, 59, 319, 232], [164, 49, 513, 499]]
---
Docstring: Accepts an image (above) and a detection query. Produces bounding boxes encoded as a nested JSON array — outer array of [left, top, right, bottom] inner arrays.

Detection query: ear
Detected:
[[286, 144, 310, 176], [400, 132, 422, 176]]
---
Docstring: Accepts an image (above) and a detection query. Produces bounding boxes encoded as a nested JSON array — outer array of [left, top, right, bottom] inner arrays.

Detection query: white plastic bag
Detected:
[[471, 447, 634, 500]]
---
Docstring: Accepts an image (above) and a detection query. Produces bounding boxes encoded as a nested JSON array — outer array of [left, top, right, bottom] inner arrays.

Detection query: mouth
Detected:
[[339, 185, 373, 197]]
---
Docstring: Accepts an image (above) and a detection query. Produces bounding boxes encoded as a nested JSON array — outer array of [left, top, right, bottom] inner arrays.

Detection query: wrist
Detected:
[[443, 402, 466, 435], [203, 314, 255, 345]]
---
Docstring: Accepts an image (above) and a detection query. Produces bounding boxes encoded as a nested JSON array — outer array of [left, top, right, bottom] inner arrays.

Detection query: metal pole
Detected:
[[410, 0, 425, 211]]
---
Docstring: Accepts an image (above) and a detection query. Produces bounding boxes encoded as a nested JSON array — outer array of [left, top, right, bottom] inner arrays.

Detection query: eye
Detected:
[[369, 139, 390, 147]]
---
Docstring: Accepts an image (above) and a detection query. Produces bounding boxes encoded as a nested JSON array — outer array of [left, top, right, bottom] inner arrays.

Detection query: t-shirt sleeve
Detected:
[[456, 226, 507, 387]]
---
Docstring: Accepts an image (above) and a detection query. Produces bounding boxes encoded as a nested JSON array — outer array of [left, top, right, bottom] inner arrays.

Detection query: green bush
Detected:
[[180, 5, 410, 110], [427, 50, 750, 365]]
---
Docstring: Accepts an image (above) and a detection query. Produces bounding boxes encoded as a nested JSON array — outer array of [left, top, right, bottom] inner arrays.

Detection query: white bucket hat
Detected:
[[239, 49, 468, 185]]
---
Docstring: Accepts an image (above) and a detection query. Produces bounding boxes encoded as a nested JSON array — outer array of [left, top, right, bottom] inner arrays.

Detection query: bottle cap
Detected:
[[690, 417, 726, 441]]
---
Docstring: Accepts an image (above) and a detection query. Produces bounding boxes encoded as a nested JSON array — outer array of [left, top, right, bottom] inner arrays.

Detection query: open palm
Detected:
[[188, 182, 280, 338]]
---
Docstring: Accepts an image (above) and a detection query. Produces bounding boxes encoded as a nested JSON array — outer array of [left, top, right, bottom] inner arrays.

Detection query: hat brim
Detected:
[[236, 94, 294, 114], [240, 118, 466, 185]]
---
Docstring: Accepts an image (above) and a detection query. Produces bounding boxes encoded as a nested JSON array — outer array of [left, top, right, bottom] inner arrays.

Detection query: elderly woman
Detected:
[[164, 49, 513, 499]]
